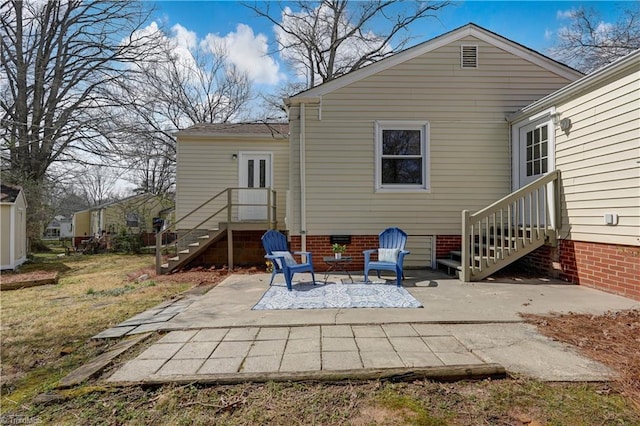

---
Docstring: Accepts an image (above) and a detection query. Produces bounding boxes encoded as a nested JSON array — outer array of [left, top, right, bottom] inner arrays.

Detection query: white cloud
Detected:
[[544, 29, 553, 41], [201, 24, 284, 85], [171, 23, 197, 50], [556, 9, 576, 20]]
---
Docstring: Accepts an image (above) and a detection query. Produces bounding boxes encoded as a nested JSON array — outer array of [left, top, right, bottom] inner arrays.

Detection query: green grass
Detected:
[[1, 246, 639, 425]]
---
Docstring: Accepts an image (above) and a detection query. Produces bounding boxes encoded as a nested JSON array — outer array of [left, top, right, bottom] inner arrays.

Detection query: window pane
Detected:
[[247, 159, 254, 188], [541, 158, 548, 173], [382, 159, 422, 184], [541, 125, 548, 141], [382, 130, 421, 155], [259, 160, 266, 188]]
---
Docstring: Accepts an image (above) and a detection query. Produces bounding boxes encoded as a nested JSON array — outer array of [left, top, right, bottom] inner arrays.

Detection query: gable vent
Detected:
[[461, 45, 478, 69]]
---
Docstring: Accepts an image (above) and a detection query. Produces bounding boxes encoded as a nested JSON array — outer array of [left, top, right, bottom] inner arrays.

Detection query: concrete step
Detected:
[[436, 258, 462, 270]]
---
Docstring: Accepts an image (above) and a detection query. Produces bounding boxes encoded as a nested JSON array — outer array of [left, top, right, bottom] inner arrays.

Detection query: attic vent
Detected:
[[461, 45, 478, 69]]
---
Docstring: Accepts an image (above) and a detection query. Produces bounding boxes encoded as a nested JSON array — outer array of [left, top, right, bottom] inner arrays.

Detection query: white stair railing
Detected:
[[461, 170, 560, 281]]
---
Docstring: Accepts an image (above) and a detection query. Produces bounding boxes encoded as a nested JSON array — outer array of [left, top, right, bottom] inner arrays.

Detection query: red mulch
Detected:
[[522, 309, 640, 409], [126, 265, 264, 287], [0, 271, 59, 290]]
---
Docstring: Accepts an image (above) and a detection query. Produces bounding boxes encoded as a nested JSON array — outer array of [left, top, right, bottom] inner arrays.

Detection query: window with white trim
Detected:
[[375, 121, 429, 191]]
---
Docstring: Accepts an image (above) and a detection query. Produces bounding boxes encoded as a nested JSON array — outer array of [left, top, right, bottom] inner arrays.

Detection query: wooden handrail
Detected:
[[156, 187, 277, 274], [461, 171, 560, 281]]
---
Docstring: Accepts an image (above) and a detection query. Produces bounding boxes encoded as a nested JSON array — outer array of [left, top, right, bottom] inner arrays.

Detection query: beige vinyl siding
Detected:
[[14, 193, 26, 262], [289, 36, 575, 244], [177, 136, 289, 230], [1, 204, 12, 267], [555, 69, 640, 246], [404, 235, 433, 268], [73, 210, 91, 238]]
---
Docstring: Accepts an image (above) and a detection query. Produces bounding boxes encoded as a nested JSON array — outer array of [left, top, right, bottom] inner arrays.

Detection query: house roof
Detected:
[[0, 184, 23, 203], [286, 23, 583, 104], [74, 192, 160, 214], [509, 49, 640, 122], [176, 122, 289, 138]]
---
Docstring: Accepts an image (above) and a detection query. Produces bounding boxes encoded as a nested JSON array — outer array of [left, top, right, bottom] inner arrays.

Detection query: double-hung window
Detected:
[[375, 121, 429, 191]]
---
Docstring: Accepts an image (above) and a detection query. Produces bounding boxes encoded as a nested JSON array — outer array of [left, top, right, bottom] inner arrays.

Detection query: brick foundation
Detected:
[[435, 235, 462, 258], [514, 245, 561, 278], [186, 231, 268, 269], [558, 240, 640, 301], [291, 235, 379, 272]]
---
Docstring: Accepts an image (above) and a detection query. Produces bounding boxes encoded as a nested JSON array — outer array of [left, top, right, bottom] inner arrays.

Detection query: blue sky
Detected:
[[148, 1, 625, 90]]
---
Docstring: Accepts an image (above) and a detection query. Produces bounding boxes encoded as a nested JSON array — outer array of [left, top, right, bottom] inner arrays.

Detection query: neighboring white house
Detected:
[[43, 215, 73, 240], [0, 184, 28, 270]]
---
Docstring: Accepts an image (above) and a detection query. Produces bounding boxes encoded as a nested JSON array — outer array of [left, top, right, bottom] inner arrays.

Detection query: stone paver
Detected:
[[211, 341, 252, 358], [248, 339, 286, 357], [280, 352, 321, 372], [361, 351, 404, 369], [352, 325, 386, 338], [322, 351, 362, 370], [382, 323, 419, 337], [224, 328, 260, 341], [322, 325, 353, 337], [322, 337, 358, 352], [242, 354, 281, 373], [356, 337, 395, 352], [423, 336, 468, 353], [289, 326, 320, 339], [108, 359, 166, 382], [397, 351, 444, 367], [157, 330, 198, 344], [156, 359, 205, 376], [138, 343, 184, 360], [284, 338, 320, 354], [389, 336, 430, 352], [256, 327, 290, 340], [198, 357, 244, 374], [192, 328, 229, 342], [173, 342, 217, 359]]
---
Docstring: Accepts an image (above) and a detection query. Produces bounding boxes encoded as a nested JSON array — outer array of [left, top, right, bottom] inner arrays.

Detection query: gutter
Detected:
[[299, 103, 307, 252]]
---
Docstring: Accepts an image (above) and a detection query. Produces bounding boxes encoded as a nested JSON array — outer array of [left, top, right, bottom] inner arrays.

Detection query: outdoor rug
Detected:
[[252, 282, 423, 310]]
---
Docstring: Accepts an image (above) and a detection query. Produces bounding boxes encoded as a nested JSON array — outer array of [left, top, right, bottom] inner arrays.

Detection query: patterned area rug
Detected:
[[252, 282, 423, 310]]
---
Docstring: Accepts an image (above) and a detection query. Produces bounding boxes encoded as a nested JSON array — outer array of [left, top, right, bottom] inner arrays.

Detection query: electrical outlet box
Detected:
[[604, 213, 618, 225]]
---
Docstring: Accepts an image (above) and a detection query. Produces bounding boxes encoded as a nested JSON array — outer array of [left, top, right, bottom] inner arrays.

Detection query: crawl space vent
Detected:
[[461, 45, 478, 69]]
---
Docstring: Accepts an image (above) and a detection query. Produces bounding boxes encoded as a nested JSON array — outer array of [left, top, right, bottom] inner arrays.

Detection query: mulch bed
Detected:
[[0, 271, 59, 290], [522, 309, 640, 409]]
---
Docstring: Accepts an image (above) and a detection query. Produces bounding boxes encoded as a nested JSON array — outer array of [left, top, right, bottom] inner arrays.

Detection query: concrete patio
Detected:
[[104, 270, 639, 385]]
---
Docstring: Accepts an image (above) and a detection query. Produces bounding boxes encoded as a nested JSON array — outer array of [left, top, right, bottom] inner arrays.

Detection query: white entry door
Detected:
[[515, 118, 555, 225], [238, 152, 272, 220]]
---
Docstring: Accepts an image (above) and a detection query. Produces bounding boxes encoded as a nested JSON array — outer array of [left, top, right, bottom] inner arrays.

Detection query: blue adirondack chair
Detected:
[[261, 230, 316, 291], [363, 227, 410, 287]]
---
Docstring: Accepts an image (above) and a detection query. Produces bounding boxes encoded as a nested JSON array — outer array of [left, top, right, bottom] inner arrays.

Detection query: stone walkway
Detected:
[[100, 271, 639, 385], [92, 295, 200, 339], [108, 323, 490, 384]]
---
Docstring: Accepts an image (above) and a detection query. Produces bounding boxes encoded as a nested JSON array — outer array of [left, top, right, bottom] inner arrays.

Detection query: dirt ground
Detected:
[[523, 309, 640, 409]]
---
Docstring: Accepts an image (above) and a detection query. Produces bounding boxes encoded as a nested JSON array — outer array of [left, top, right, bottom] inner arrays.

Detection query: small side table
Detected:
[[322, 256, 354, 283]]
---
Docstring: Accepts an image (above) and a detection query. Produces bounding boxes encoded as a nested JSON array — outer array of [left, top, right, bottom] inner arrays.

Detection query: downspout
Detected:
[[299, 103, 307, 252]]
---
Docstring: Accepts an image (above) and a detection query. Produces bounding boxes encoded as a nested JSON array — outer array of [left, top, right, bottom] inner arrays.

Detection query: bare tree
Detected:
[[245, 0, 450, 88], [550, 5, 640, 73], [0, 0, 162, 245], [75, 166, 119, 207], [109, 30, 252, 194]]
